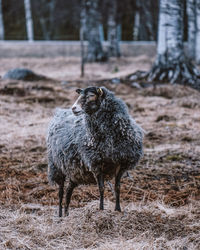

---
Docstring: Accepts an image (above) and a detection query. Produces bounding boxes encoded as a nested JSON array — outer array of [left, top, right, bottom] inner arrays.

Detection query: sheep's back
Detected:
[[47, 108, 83, 181]]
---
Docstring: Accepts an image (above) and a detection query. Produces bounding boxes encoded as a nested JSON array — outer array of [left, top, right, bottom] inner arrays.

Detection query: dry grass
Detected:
[[0, 55, 153, 81], [0, 56, 200, 249], [0, 200, 199, 250]]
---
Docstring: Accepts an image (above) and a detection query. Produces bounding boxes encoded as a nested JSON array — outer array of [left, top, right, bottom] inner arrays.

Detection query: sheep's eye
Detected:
[[87, 94, 97, 102]]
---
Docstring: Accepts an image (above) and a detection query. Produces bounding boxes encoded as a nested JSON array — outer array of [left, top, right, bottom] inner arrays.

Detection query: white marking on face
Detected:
[[72, 95, 83, 115]]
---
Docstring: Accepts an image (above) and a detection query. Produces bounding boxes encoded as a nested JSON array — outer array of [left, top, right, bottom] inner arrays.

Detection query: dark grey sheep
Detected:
[[47, 86, 143, 216]]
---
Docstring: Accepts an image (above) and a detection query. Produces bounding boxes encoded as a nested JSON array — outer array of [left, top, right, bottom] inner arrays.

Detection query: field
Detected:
[[0, 55, 200, 249]]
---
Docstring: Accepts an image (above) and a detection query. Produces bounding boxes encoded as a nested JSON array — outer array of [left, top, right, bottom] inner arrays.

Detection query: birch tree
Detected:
[[186, 0, 200, 64], [24, 0, 34, 41], [187, 0, 196, 60], [196, 0, 200, 64], [107, 0, 120, 57], [0, 0, 4, 40], [129, 0, 200, 89], [133, 10, 140, 41], [84, 0, 106, 62], [156, 0, 168, 65]]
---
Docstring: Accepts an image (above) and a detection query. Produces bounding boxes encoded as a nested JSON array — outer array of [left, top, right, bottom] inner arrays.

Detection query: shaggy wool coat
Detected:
[[47, 87, 143, 186]]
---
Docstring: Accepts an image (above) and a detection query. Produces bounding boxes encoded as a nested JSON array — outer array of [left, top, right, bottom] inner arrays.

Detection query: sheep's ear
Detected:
[[97, 87, 104, 97], [76, 88, 83, 94]]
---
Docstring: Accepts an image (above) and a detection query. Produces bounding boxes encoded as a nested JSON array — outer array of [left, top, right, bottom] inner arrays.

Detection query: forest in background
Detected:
[[0, 0, 200, 87], [0, 0, 188, 41]]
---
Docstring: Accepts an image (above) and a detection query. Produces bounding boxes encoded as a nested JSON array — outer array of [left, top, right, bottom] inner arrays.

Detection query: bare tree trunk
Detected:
[[148, 0, 200, 85], [39, 18, 50, 40], [85, 0, 106, 62], [136, 0, 156, 41], [133, 11, 140, 41], [24, 0, 34, 41], [38, 0, 55, 40], [99, 24, 104, 42], [128, 0, 200, 89], [143, 1, 154, 40], [156, 0, 167, 62], [165, 0, 184, 63], [80, 1, 87, 77], [0, 0, 4, 40], [49, 0, 55, 38], [107, 0, 120, 57], [196, 0, 200, 64], [80, 29, 85, 77], [187, 0, 196, 60], [117, 24, 121, 41]]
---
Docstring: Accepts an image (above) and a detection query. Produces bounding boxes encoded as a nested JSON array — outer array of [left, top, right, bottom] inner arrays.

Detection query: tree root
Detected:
[[126, 60, 200, 90]]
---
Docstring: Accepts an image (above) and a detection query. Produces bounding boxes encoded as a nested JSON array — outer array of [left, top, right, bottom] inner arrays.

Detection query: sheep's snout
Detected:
[[72, 97, 83, 116], [72, 105, 82, 115]]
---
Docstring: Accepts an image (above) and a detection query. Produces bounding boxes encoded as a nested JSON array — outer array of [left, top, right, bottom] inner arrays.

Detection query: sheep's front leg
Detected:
[[58, 181, 64, 217], [64, 181, 77, 216], [97, 172, 104, 210], [115, 168, 124, 212]]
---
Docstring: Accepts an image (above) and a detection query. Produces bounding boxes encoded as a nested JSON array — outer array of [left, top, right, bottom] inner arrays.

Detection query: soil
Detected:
[[0, 56, 200, 249]]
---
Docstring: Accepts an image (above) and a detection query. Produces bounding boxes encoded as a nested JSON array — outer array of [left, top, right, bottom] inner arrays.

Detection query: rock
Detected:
[[111, 78, 121, 84], [131, 82, 141, 89], [3, 68, 46, 81]]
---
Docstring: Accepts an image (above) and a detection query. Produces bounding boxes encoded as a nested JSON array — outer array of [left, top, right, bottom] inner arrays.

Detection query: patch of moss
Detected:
[[113, 66, 119, 73], [165, 154, 183, 161]]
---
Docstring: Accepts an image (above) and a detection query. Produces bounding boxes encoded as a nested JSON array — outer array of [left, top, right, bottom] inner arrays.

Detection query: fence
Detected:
[[0, 41, 157, 58]]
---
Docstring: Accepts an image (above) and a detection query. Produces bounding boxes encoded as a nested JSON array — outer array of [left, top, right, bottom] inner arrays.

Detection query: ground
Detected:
[[0, 56, 200, 249]]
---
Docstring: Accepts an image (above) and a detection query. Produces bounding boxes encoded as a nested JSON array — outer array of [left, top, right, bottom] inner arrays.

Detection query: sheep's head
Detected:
[[72, 86, 104, 115]]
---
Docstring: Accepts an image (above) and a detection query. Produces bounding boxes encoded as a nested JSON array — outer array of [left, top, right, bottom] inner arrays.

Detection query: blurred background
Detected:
[[1, 0, 160, 41]]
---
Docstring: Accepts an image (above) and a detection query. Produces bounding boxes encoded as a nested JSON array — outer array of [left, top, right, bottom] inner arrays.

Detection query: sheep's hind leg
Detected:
[[58, 181, 64, 217], [64, 181, 77, 216], [115, 169, 124, 212], [97, 172, 104, 210]]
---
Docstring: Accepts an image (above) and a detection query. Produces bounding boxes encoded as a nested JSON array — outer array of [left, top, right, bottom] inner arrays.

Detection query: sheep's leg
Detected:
[[115, 169, 123, 212], [58, 181, 64, 217], [64, 181, 77, 216], [97, 172, 104, 210]]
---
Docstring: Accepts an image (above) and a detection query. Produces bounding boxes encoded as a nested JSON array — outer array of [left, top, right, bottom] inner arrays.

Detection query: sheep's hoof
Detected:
[[59, 209, 62, 217], [64, 208, 69, 216], [64, 211, 69, 217], [115, 207, 121, 212]]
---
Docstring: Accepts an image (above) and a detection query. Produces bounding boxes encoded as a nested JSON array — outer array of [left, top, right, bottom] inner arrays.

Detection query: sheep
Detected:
[[47, 86, 143, 217]]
